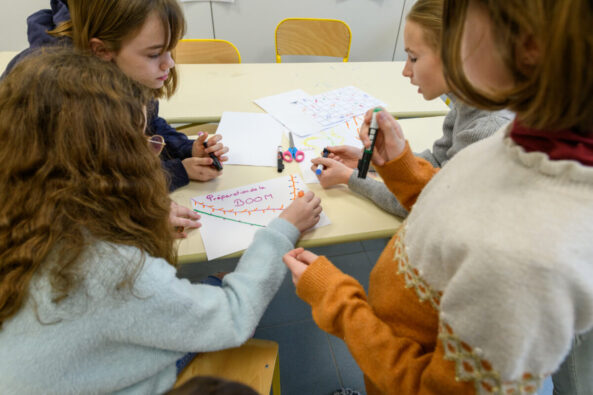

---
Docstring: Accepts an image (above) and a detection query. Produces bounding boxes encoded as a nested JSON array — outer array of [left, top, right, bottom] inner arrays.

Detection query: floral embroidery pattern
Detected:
[[440, 322, 543, 394], [391, 225, 545, 394], [392, 227, 442, 310]]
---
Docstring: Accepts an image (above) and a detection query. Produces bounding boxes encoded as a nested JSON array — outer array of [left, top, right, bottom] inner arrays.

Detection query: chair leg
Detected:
[[272, 354, 281, 395]]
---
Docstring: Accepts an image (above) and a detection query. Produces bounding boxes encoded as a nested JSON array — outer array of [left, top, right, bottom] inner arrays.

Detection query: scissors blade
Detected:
[[288, 132, 295, 148]]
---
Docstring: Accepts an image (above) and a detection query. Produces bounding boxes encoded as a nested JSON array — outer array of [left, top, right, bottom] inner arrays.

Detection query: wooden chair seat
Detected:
[[174, 338, 281, 395]]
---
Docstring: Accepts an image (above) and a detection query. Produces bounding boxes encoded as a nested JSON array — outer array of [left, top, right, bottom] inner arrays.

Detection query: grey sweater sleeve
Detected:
[[347, 168, 409, 218]]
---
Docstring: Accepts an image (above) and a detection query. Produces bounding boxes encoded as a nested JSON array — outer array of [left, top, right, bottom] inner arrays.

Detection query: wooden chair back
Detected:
[[174, 39, 241, 64], [275, 18, 352, 63]]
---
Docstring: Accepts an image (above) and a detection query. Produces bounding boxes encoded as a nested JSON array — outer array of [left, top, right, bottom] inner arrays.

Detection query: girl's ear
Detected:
[[89, 38, 115, 61], [517, 33, 541, 71]]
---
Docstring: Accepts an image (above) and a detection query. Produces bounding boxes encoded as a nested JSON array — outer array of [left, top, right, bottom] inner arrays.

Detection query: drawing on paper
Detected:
[[294, 115, 365, 184], [191, 175, 331, 260], [191, 175, 305, 228], [296, 86, 384, 127]]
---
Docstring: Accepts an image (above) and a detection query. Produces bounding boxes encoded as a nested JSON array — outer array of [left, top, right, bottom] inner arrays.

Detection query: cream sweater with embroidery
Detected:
[[296, 124, 593, 394]]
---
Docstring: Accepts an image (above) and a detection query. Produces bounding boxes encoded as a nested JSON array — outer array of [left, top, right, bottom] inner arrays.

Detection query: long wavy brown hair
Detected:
[[0, 47, 176, 329], [442, 0, 593, 133], [49, 0, 186, 99]]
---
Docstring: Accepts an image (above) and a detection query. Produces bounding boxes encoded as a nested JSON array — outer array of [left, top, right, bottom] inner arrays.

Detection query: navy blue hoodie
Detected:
[[2, 0, 194, 191]]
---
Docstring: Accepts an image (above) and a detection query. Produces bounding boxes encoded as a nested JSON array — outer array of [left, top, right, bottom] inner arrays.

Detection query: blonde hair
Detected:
[[442, 0, 593, 133], [406, 0, 444, 52], [49, 0, 186, 99], [0, 47, 176, 329]]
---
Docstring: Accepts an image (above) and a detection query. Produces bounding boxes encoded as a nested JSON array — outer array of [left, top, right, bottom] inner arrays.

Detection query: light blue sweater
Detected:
[[0, 218, 299, 394]]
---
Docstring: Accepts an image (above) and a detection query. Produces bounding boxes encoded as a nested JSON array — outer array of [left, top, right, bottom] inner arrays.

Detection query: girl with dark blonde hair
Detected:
[[311, 0, 512, 218], [0, 48, 321, 394], [3, 0, 230, 237], [284, 0, 593, 393]]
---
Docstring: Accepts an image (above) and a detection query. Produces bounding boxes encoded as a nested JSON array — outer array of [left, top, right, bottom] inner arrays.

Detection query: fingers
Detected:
[[296, 250, 319, 265], [326, 145, 349, 154], [186, 157, 213, 166], [204, 135, 223, 151], [283, 250, 303, 270], [310, 157, 334, 167], [301, 190, 315, 202], [211, 146, 229, 157], [196, 132, 209, 144], [285, 247, 305, 259]]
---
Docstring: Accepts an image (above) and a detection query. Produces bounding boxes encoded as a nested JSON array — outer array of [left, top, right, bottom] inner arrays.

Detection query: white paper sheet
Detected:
[[254, 87, 384, 137], [191, 175, 331, 260], [293, 115, 365, 183], [253, 89, 320, 137], [216, 112, 286, 167]]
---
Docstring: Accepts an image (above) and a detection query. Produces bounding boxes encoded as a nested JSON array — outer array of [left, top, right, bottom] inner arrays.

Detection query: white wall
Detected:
[[0, 0, 414, 62]]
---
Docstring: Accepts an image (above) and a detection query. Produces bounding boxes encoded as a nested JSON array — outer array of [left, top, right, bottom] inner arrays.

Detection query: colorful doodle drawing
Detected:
[[190, 175, 303, 228]]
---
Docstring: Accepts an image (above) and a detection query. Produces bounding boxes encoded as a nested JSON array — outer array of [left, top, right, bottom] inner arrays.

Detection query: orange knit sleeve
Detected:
[[296, 256, 474, 395], [374, 141, 439, 211]]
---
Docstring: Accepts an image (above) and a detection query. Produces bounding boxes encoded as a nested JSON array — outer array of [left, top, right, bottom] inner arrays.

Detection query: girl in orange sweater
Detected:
[[284, 0, 593, 394]]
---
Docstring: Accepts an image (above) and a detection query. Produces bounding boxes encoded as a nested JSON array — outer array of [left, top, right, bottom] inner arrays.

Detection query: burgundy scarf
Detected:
[[510, 120, 593, 166]]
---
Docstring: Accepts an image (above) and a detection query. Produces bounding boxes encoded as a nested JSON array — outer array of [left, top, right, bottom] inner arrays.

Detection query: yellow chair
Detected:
[[274, 18, 352, 63], [173, 39, 241, 134], [174, 339, 281, 395], [173, 39, 241, 64]]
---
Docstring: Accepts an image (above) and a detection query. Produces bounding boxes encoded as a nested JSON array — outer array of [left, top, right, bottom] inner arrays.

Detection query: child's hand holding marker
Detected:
[[279, 191, 322, 233], [359, 108, 406, 167], [191, 132, 229, 166], [325, 145, 363, 169], [311, 155, 354, 188]]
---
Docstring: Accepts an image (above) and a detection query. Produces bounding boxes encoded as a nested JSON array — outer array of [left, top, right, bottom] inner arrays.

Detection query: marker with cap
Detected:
[[277, 146, 285, 173], [315, 148, 330, 175], [203, 141, 223, 171], [357, 108, 381, 179]]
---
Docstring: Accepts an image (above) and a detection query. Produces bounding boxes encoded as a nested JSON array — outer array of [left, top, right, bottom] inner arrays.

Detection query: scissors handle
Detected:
[[283, 150, 294, 162], [293, 150, 305, 162]]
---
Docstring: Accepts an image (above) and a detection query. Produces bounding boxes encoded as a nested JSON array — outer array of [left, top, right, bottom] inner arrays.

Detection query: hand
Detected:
[[360, 109, 406, 166], [192, 133, 229, 163], [283, 248, 319, 285], [310, 157, 353, 188], [169, 201, 201, 239], [182, 157, 222, 181], [325, 145, 362, 169], [279, 191, 322, 233]]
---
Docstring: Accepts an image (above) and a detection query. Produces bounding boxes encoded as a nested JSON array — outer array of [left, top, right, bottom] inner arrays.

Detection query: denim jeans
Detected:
[[552, 329, 593, 395]]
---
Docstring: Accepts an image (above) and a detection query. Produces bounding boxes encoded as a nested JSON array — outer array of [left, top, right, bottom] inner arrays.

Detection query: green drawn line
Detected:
[[193, 209, 265, 228]]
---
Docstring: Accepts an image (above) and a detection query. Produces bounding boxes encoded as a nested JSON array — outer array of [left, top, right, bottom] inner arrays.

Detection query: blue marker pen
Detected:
[[315, 148, 330, 175], [357, 108, 381, 178]]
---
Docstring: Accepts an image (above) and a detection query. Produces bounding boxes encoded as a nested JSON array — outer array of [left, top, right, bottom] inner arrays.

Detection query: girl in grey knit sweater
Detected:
[[311, 0, 513, 218]]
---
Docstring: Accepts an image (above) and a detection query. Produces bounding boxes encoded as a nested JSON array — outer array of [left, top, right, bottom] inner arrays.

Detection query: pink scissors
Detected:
[[283, 132, 305, 162]]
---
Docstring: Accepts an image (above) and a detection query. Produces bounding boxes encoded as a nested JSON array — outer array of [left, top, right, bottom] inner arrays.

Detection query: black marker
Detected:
[[315, 148, 330, 175], [204, 141, 223, 171], [277, 146, 285, 173], [357, 108, 381, 178]]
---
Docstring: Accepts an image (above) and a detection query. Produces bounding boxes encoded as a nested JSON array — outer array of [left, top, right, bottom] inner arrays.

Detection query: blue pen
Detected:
[[315, 148, 330, 175]]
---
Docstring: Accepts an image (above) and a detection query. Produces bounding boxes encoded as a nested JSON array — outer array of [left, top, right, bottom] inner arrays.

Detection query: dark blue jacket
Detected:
[[2, 0, 192, 191]]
